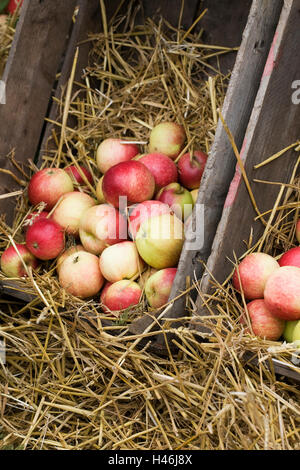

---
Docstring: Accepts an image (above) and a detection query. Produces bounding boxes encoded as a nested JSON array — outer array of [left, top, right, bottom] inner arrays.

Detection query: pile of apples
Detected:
[[0, 122, 207, 316], [233, 227, 300, 345]]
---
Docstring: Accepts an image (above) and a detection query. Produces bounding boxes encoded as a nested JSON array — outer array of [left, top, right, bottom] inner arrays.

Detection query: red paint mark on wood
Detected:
[[224, 138, 247, 208], [262, 31, 278, 78]]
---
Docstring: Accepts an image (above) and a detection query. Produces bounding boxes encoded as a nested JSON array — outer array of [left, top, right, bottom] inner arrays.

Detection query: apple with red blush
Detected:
[[100, 280, 142, 316], [28, 168, 74, 210], [177, 151, 207, 189], [149, 122, 186, 160], [1, 243, 38, 277], [102, 160, 155, 208], [138, 153, 178, 191], [128, 200, 171, 240], [96, 138, 139, 174], [65, 165, 93, 187], [26, 218, 65, 260], [145, 268, 177, 308], [52, 191, 96, 236], [264, 266, 300, 321], [156, 182, 194, 221], [279, 247, 300, 268], [232, 252, 279, 300], [241, 299, 285, 341], [99, 241, 144, 283], [79, 204, 127, 255], [58, 251, 104, 299]]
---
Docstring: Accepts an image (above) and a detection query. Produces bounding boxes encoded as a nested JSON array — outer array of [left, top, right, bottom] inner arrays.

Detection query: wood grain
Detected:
[[0, 0, 77, 225]]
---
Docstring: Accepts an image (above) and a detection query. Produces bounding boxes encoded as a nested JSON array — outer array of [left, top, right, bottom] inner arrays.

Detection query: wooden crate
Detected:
[[1, 0, 298, 383]]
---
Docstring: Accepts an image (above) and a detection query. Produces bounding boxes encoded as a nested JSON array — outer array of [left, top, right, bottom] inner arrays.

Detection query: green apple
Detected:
[[135, 213, 184, 269], [292, 320, 300, 347], [283, 320, 299, 343]]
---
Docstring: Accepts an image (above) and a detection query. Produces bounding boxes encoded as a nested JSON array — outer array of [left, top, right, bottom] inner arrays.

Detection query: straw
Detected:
[[1, 0, 300, 451]]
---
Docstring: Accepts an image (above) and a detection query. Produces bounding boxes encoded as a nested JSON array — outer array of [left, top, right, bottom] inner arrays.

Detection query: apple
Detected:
[[65, 165, 93, 187], [136, 213, 184, 269], [232, 252, 279, 300], [241, 299, 285, 341], [99, 241, 144, 283], [156, 182, 194, 221], [1, 243, 38, 277], [279, 247, 300, 268], [264, 266, 300, 321], [128, 200, 171, 240], [26, 218, 65, 260], [149, 122, 186, 160], [138, 153, 178, 191], [145, 268, 177, 308], [291, 320, 300, 345], [137, 267, 158, 288], [102, 160, 155, 208], [58, 251, 104, 299], [52, 191, 96, 236], [79, 204, 127, 255], [177, 151, 207, 189], [190, 189, 199, 205], [23, 211, 50, 233], [296, 219, 300, 243], [28, 168, 74, 210], [6, 0, 23, 15], [100, 280, 142, 315], [96, 176, 105, 203], [56, 244, 86, 275], [283, 320, 298, 343], [96, 138, 139, 174]]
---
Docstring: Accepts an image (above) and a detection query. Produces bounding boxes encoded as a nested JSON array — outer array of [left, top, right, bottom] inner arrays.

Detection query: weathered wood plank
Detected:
[[0, 0, 77, 225], [129, 0, 283, 340], [196, 0, 300, 321], [142, 0, 200, 30]]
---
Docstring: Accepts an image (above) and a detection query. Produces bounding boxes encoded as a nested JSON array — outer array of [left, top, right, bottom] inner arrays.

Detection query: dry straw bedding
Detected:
[[0, 2, 300, 450]]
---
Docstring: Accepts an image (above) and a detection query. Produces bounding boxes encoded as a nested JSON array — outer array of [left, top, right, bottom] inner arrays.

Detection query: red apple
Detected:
[[6, 0, 23, 15], [232, 252, 279, 300], [79, 204, 127, 255], [136, 213, 184, 269], [100, 280, 142, 315], [26, 218, 65, 260], [96, 138, 139, 174], [149, 122, 186, 160], [99, 241, 144, 283], [138, 153, 178, 191], [52, 191, 96, 236], [59, 251, 104, 299], [156, 182, 194, 221], [241, 299, 285, 341], [23, 211, 50, 233], [177, 150, 208, 189], [65, 165, 93, 187], [56, 244, 86, 275], [145, 268, 177, 308], [128, 200, 171, 240], [28, 168, 74, 210], [279, 247, 300, 268], [1, 243, 38, 277], [264, 266, 300, 321], [102, 160, 155, 208]]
